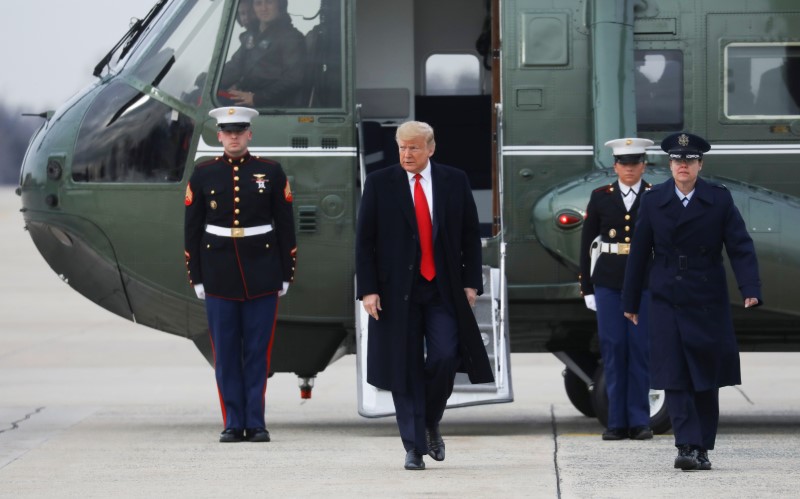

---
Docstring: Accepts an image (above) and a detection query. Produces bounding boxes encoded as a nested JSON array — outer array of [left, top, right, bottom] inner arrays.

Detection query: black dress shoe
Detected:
[[629, 426, 654, 440], [602, 428, 628, 441], [404, 450, 425, 470], [426, 426, 445, 461], [697, 449, 712, 470], [219, 428, 244, 443], [246, 427, 271, 442], [674, 445, 700, 471]]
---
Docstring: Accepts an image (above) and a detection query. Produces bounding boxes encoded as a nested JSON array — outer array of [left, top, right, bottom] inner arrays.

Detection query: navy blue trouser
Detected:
[[595, 286, 651, 430], [665, 388, 720, 450], [206, 293, 279, 430], [392, 277, 460, 454]]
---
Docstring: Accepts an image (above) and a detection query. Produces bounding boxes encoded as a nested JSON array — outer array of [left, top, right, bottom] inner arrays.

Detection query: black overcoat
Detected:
[[355, 162, 494, 393], [622, 177, 762, 391]]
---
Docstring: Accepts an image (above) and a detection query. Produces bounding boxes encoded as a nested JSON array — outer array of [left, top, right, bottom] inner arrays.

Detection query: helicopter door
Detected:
[[356, 263, 513, 417]]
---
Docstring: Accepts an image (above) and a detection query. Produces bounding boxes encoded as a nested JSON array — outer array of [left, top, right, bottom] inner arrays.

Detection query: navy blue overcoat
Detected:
[[622, 177, 762, 391], [355, 162, 494, 393]]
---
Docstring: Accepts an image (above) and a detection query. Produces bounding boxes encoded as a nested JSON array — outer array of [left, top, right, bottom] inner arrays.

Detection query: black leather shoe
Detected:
[[219, 428, 244, 443], [697, 449, 712, 470], [404, 450, 425, 470], [674, 445, 700, 470], [629, 426, 654, 440], [426, 426, 445, 461], [246, 428, 271, 442], [602, 428, 628, 441]]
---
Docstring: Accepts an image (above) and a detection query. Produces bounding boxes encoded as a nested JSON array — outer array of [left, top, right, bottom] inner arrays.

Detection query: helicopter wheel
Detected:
[[590, 364, 671, 434]]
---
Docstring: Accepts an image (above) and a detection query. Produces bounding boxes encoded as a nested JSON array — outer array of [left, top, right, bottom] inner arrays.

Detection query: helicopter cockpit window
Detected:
[[215, 0, 344, 110], [72, 82, 194, 183], [634, 50, 684, 131], [725, 43, 800, 119], [128, 0, 225, 107]]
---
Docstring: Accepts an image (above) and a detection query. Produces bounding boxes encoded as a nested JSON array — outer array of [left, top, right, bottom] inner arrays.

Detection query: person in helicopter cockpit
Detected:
[[219, 0, 307, 108]]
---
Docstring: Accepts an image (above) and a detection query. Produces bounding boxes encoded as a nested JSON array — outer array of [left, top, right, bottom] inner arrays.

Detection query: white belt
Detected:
[[206, 224, 272, 238], [599, 242, 630, 255]]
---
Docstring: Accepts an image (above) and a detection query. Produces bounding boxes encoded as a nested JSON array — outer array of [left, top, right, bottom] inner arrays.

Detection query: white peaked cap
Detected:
[[603, 137, 655, 156], [208, 106, 259, 127]]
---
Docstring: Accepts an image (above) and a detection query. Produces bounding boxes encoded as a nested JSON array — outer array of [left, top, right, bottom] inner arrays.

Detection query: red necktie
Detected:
[[414, 173, 435, 280]]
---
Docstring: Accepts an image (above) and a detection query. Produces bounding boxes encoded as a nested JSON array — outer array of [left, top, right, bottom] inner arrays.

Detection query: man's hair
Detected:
[[396, 121, 436, 147]]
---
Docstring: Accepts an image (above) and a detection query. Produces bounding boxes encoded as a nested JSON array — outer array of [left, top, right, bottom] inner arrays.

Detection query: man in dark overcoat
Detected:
[[623, 132, 762, 471], [579, 138, 654, 441], [355, 121, 493, 470]]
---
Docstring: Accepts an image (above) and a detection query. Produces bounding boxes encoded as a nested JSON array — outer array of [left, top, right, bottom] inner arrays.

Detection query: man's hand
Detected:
[[583, 294, 597, 312], [744, 297, 759, 308], [278, 282, 290, 297], [362, 293, 381, 320], [194, 284, 205, 300], [624, 312, 638, 325], [464, 288, 478, 307]]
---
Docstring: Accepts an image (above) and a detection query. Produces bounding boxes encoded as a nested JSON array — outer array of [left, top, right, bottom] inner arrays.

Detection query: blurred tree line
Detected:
[[0, 104, 42, 184]]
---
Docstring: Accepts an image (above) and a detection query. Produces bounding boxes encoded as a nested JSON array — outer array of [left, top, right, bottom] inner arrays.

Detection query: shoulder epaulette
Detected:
[[593, 183, 615, 194]]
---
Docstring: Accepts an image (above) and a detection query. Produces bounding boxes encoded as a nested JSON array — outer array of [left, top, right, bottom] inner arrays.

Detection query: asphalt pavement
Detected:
[[2, 187, 799, 498]]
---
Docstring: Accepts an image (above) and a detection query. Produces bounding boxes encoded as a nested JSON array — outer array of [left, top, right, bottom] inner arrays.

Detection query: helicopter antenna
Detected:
[[93, 0, 169, 78]]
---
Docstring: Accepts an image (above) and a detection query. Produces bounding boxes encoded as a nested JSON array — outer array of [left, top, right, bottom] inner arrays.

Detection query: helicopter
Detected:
[[17, 0, 800, 433]]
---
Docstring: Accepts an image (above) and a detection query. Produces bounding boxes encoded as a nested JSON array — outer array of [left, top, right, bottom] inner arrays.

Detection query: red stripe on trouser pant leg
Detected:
[[261, 297, 280, 416], [208, 328, 227, 426]]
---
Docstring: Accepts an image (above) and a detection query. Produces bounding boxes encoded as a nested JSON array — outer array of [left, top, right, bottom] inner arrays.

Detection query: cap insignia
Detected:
[[228, 108, 236, 115], [678, 134, 689, 147]]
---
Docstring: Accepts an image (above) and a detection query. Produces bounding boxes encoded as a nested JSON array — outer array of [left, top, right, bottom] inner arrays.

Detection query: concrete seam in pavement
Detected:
[[551, 404, 562, 499], [0, 406, 44, 434]]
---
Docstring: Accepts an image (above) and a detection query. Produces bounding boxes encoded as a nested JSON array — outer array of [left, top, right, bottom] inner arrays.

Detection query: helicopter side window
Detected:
[[129, 0, 225, 107], [634, 50, 684, 131], [72, 82, 194, 183], [215, 0, 343, 110], [725, 44, 800, 119]]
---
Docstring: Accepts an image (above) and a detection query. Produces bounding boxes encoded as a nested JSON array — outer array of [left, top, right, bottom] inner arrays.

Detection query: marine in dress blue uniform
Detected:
[[579, 138, 654, 441], [622, 132, 762, 470], [184, 106, 297, 443], [355, 121, 493, 470]]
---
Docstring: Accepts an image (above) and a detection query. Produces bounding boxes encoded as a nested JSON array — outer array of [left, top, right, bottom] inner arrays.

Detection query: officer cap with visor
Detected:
[[660, 132, 711, 160], [209, 106, 259, 132], [604, 137, 654, 164]]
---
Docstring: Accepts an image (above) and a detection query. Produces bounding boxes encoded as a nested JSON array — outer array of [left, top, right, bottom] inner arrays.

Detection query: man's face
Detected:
[[397, 135, 434, 174], [217, 128, 253, 157], [670, 157, 702, 185], [614, 160, 646, 186]]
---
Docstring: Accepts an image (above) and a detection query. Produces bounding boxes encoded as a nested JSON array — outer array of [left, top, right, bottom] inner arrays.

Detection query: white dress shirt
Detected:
[[620, 179, 642, 212]]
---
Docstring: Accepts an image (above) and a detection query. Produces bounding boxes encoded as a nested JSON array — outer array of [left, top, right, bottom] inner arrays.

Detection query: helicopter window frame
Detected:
[[213, 0, 346, 112], [71, 82, 195, 184], [724, 42, 800, 120], [424, 53, 482, 96], [633, 49, 684, 132]]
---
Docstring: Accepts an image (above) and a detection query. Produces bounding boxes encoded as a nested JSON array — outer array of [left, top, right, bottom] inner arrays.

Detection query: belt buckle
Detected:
[[618, 243, 630, 255], [231, 227, 245, 238]]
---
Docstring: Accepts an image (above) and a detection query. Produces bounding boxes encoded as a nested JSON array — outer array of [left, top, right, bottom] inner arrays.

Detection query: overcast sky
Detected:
[[0, 0, 158, 112]]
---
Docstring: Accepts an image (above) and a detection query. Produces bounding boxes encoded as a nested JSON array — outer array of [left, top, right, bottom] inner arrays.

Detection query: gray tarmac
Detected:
[[1, 187, 799, 498]]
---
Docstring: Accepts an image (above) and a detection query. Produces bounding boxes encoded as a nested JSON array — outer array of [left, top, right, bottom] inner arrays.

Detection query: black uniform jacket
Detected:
[[219, 16, 306, 107], [579, 179, 651, 295], [355, 162, 494, 393], [622, 177, 762, 390], [184, 152, 296, 300]]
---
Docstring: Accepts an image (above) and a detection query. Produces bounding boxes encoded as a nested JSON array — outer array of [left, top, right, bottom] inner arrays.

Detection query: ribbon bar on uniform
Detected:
[[206, 224, 272, 238], [599, 242, 631, 255]]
